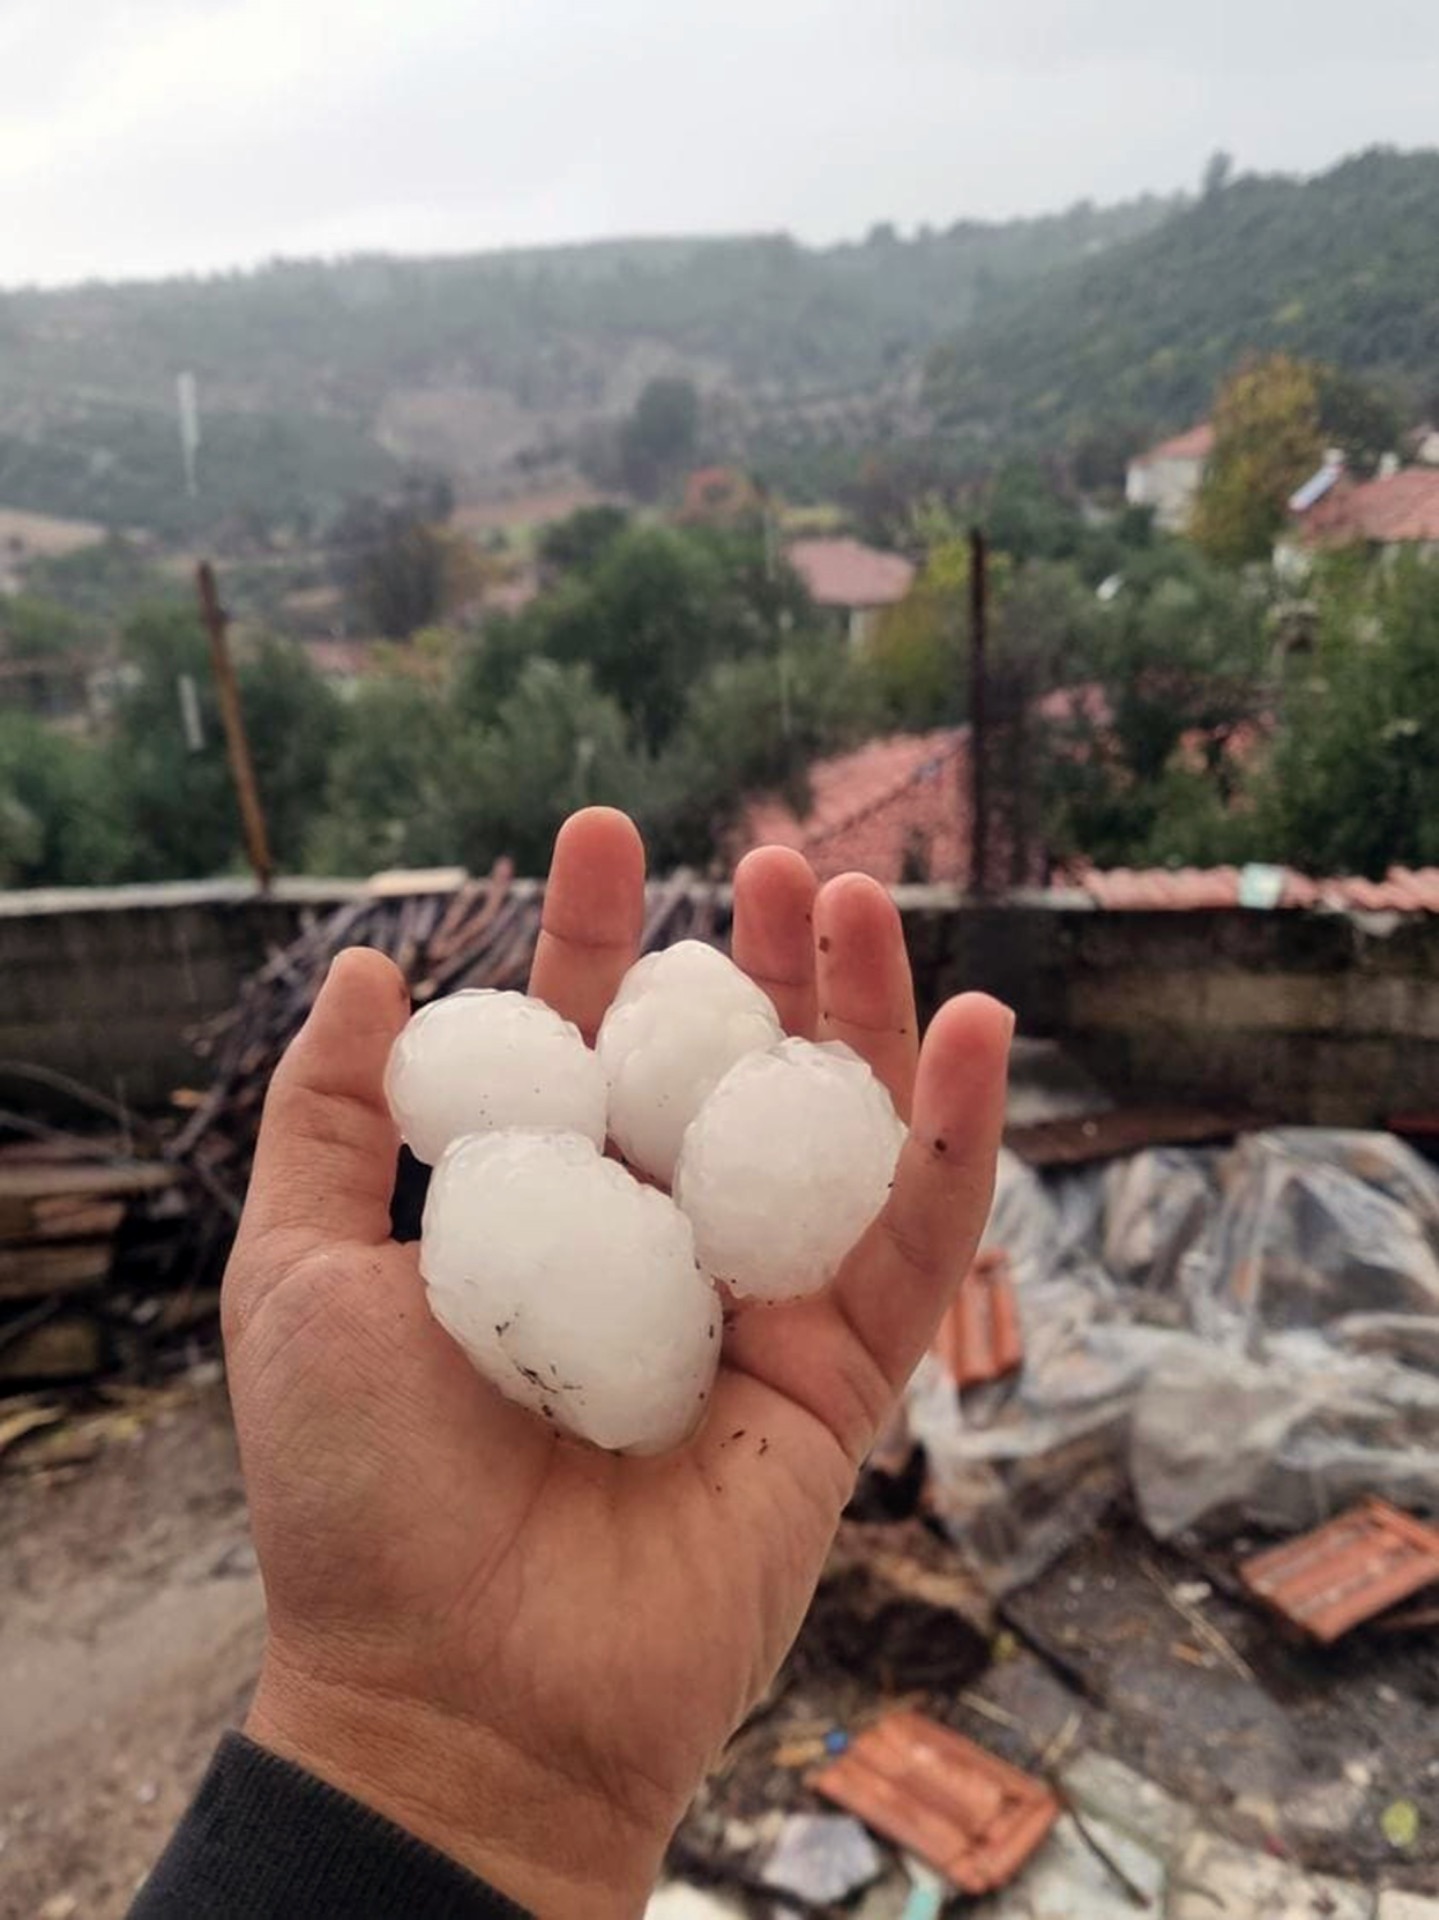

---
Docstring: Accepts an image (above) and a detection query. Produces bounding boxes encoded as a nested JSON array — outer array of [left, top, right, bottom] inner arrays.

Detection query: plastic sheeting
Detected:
[[907, 1131, 1439, 1591]]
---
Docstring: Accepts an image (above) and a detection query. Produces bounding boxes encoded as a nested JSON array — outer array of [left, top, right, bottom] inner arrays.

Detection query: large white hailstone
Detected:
[[421, 1129, 722, 1454], [596, 941, 782, 1186], [385, 989, 607, 1167], [674, 1038, 906, 1301]]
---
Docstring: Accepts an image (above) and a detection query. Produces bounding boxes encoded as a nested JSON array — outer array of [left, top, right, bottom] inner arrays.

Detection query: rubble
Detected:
[[810, 1709, 1060, 1895], [1241, 1500, 1439, 1643]]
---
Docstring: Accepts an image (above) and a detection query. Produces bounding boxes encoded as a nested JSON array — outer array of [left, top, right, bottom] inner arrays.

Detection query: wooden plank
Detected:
[[0, 1197, 126, 1242], [0, 1160, 174, 1201], [0, 1240, 113, 1300], [0, 1316, 103, 1381]]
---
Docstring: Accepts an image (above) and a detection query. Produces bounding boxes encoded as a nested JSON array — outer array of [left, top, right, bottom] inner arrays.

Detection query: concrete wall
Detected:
[[0, 880, 360, 1111], [1, 879, 1436, 1127], [898, 889, 1439, 1126]]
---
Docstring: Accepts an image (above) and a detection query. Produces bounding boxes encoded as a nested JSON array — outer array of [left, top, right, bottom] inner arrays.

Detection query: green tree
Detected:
[[107, 608, 341, 878], [315, 673, 464, 874], [1041, 548, 1271, 866], [515, 525, 805, 753], [619, 379, 700, 501], [0, 595, 84, 659], [1262, 552, 1439, 876], [453, 660, 638, 873], [1314, 365, 1401, 474], [645, 635, 876, 866], [329, 492, 449, 638], [0, 714, 128, 887], [1192, 354, 1323, 564], [536, 505, 630, 579]]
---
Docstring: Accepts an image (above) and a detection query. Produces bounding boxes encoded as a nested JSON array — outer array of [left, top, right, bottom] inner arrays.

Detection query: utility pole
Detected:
[[967, 526, 989, 897], [196, 562, 273, 893]]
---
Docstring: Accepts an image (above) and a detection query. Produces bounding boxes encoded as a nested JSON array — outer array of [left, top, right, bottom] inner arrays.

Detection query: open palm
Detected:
[[225, 810, 1011, 1918]]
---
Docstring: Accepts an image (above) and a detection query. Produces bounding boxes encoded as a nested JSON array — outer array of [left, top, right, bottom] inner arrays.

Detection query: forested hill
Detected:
[[927, 148, 1439, 451], [0, 197, 1176, 535]]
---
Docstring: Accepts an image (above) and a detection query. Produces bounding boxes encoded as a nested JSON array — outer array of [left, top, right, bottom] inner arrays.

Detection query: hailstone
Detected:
[[674, 1037, 906, 1301], [385, 989, 607, 1166], [596, 941, 782, 1185], [421, 1129, 721, 1454]]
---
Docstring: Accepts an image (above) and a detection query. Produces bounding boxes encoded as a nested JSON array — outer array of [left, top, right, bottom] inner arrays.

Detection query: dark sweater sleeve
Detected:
[[129, 1732, 531, 1919]]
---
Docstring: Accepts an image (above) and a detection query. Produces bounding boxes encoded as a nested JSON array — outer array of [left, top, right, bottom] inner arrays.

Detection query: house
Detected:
[[736, 729, 969, 884], [1124, 423, 1215, 532], [677, 466, 759, 525], [785, 537, 916, 647], [1285, 459, 1439, 559]]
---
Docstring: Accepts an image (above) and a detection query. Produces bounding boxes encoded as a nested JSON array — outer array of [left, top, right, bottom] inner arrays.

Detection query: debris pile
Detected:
[[0, 1112, 189, 1398]]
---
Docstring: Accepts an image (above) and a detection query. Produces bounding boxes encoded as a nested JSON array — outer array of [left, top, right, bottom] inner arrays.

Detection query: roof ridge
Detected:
[[801, 729, 966, 853]]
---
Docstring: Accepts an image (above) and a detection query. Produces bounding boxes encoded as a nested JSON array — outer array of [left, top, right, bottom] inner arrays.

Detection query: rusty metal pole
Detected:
[[968, 526, 989, 897], [196, 562, 273, 893]]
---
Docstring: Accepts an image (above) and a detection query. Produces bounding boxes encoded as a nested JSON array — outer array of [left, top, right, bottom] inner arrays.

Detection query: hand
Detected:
[[226, 809, 1012, 1918]]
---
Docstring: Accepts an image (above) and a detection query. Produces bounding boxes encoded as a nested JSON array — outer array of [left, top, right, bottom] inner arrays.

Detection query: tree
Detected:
[[1192, 355, 1323, 564], [329, 493, 449, 638], [452, 660, 638, 874], [645, 635, 875, 866], [619, 379, 700, 501], [513, 524, 806, 754], [1202, 150, 1234, 199], [0, 595, 84, 659], [1262, 552, 1439, 876], [1040, 547, 1271, 867], [0, 713, 127, 887], [537, 505, 630, 580], [315, 673, 464, 874], [236, 636, 343, 866], [106, 608, 342, 879], [1315, 365, 1401, 474]]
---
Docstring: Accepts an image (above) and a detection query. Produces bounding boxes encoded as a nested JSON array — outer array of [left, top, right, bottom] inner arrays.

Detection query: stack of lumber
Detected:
[[0, 1138, 188, 1389]]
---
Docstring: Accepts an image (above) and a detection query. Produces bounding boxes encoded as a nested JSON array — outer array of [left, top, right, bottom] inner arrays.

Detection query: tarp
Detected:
[[907, 1132, 1439, 1591]]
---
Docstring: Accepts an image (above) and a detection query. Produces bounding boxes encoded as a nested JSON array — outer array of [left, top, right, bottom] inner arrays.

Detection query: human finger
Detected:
[[235, 947, 410, 1270], [721, 992, 1011, 1462], [731, 846, 819, 1037], [528, 808, 646, 1041], [815, 873, 919, 1118]]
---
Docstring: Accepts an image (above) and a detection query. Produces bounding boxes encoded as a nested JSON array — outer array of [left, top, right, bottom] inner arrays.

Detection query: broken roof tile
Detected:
[[932, 1250, 1024, 1391], [1240, 1499, 1439, 1644], [810, 1708, 1059, 1894]]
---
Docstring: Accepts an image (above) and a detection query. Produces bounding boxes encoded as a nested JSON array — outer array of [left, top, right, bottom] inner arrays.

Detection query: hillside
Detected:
[[0, 200, 1176, 538], [927, 148, 1439, 452]]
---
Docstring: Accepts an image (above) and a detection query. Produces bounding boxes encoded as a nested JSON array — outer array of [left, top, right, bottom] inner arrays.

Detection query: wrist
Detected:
[[245, 1643, 673, 1920]]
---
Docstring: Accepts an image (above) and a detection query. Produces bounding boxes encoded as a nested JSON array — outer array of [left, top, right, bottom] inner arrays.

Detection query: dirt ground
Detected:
[[0, 1379, 261, 1920], [4, 1378, 1436, 1917]]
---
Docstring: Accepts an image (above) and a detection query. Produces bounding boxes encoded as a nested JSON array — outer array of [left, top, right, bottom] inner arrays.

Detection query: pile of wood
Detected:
[[169, 863, 725, 1284], [0, 1135, 190, 1392]]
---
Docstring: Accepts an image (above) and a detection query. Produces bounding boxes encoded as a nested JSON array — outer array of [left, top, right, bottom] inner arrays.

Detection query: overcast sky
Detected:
[[5, 0, 1439, 289]]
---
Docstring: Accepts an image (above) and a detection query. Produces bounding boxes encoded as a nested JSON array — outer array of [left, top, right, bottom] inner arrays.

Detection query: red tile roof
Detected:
[[735, 731, 1439, 912], [738, 729, 970, 884], [1295, 466, 1439, 546], [1072, 864, 1439, 914], [787, 537, 916, 610], [1131, 422, 1215, 467]]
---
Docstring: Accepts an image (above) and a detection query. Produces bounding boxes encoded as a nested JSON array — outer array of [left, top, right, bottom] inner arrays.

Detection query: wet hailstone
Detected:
[[596, 940, 783, 1186], [421, 1130, 721, 1454], [674, 1037, 906, 1301], [384, 988, 607, 1166]]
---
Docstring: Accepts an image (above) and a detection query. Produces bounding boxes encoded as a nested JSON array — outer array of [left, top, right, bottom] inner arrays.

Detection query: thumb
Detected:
[[236, 947, 410, 1268]]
